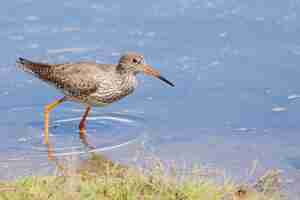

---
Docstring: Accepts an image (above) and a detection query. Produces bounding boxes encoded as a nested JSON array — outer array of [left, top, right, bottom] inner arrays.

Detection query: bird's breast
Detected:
[[91, 74, 137, 104]]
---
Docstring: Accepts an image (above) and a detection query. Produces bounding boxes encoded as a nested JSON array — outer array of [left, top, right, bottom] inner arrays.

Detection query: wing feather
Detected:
[[49, 63, 99, 97]]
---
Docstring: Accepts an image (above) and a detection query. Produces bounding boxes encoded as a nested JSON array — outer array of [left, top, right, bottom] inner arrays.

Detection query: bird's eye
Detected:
[[132, 58, 139, 64]]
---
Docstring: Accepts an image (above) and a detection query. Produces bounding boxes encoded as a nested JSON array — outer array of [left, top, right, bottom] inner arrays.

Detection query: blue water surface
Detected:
[[0, 0, 300, 196]]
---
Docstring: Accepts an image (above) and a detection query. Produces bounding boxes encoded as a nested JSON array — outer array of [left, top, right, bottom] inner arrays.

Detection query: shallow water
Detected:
[[1, 0, 300, 197]]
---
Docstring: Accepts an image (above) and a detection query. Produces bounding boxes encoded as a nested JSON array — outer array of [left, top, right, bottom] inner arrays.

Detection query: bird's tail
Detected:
[[16, 57, 52, 79]]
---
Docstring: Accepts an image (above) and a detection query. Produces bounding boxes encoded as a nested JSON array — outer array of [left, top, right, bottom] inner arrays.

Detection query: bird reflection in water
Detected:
[[45, 128, 99, 177], [46, 130, 95, 161], [45, 130, 127, 179]]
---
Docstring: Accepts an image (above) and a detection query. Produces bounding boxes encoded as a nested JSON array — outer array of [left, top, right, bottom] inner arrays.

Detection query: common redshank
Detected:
[[17, 52, 174, 144]]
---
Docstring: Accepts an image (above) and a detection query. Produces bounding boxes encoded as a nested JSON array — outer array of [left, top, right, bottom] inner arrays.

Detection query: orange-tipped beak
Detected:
[[143, 64, 174, 87]]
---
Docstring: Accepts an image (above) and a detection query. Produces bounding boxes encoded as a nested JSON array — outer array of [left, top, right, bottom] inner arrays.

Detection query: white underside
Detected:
[[66, 95, 108, 107]]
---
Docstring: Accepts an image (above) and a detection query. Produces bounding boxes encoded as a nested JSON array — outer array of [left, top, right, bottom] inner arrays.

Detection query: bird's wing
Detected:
[[50, 62, 99, 97]]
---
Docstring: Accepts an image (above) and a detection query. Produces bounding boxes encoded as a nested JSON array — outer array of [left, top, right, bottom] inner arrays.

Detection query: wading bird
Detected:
[[17, 52, 174, 144]]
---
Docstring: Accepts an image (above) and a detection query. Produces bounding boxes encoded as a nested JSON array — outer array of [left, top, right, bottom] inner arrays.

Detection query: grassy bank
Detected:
[[0, 154, 282, 200]]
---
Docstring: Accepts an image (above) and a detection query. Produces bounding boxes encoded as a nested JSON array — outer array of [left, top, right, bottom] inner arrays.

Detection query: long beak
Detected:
[[142, 64, 174, 87]]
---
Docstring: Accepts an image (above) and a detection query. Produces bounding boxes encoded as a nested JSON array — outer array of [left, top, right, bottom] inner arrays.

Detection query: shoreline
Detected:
[[0, 153, 283, 200]]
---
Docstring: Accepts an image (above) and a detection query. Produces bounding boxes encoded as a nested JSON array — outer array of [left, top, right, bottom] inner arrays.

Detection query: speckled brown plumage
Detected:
[[16, 52, 174, 145], [17, 58, 136, 105]]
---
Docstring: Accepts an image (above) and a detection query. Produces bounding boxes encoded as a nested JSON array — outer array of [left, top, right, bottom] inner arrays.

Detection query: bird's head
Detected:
[[117, 52, 174, 87]]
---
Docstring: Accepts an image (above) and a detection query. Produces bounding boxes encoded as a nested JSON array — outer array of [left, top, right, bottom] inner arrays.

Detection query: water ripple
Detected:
[[0, 106, 148, 161]]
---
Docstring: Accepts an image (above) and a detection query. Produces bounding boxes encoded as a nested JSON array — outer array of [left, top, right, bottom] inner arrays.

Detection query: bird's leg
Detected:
[[47, 143, 54, 160], [79, 106, 91, 137], [44, 97, 66, 144], [79, 106, 96, 149], [46, 143, 67, 174]]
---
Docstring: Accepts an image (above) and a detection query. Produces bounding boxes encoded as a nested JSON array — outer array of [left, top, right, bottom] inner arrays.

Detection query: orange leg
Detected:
[[44, 97, 66, 144], [47, 143, 54, 160], [46, 143, 65, 172], [79, 106, 91, 138]]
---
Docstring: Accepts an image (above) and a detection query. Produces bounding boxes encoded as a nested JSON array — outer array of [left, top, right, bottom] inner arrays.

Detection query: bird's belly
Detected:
[[86, 97, 109, 107], [66, 95, 108, 107], [65, 82, 135, 107], [91, 87, 135, 105]]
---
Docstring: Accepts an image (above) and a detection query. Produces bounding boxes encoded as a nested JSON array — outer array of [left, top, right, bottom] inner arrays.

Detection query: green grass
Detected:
[[0, 154, 283, 200]]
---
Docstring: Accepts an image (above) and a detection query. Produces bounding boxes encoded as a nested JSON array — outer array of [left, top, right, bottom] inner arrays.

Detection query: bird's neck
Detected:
[[114, 64, 137, 90], [116, 63, 127, 74], [115, 69, 137, 91]]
